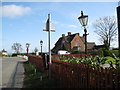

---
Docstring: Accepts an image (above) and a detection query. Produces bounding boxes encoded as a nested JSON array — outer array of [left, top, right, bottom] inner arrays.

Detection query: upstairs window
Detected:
[[75, 43, 80, 46]]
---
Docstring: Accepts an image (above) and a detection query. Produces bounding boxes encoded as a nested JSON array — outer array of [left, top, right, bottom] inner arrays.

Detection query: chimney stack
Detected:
[[77, 33, 80, 36], [68, 32, 71, 36], [62, 34, 65, 37]]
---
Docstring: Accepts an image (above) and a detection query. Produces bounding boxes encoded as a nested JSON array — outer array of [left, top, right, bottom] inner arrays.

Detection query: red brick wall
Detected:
[[71, 34, 85, 51]]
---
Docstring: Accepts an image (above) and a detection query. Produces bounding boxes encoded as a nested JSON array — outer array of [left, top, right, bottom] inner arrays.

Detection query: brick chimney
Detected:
[[76, 33, 79, 36], [62, 34, 65, 37], [68, 32, 71, 36]]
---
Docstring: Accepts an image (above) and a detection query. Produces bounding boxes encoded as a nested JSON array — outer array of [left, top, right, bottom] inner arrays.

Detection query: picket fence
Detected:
[[28, 55, 120, 88], [28, 56, 45, 72]]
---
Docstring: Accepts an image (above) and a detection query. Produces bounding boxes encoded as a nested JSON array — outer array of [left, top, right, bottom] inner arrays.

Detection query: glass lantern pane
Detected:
[[78, 15, 88, 26], [82, 16, 88, 26], [79, 19, 84, 26]]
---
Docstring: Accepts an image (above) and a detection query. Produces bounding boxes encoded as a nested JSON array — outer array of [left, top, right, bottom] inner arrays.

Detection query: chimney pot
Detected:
[[62, 34, 65, 37], [77, 33, 80, 36], [68, 32, 71, 35]]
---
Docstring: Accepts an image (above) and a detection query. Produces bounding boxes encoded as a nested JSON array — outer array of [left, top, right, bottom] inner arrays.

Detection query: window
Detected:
[[75, 43, 80, 46], [78, 48, 81, 51]]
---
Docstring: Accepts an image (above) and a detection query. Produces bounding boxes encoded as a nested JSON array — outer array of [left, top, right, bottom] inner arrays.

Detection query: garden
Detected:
[[56, 50, 120, 69], [28, 49, 120, 88]]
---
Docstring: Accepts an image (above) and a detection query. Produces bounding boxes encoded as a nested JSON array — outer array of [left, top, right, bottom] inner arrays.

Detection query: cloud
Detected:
[[1, 5, 31, 18], [68, 25, 78, 28]]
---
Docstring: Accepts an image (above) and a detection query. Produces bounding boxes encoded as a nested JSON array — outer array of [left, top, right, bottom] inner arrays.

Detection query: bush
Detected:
[[12, 53, 17, 57], [102, 48, 110, 57], [90, 49, 104, 56], [105, 56, 116, 64], [71, 50, 84, 54], [109, 50, 119, 57]]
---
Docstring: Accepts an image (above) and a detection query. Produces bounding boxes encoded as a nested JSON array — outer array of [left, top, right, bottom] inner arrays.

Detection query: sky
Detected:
[[0, 1, 120, 54]]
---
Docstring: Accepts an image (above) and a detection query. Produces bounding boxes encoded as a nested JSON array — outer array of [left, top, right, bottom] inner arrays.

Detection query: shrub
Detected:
[[12, 53, 17, 57], [90, 49, 104, 56], [109, 50, 119, 57], [105, 56, 116, 64], [71, 50, 84, 54], [102, 48, 110, 57]]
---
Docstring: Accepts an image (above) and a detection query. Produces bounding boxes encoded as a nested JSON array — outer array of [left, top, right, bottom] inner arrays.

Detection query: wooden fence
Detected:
[[28, 55, 120, 88], [51, 59, 120, 88], [28, 56, 45, 72]]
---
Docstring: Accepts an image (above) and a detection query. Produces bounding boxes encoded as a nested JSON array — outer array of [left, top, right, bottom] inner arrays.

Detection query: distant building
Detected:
[[2, 49, 8, 56], [52, 32, 96, 54]]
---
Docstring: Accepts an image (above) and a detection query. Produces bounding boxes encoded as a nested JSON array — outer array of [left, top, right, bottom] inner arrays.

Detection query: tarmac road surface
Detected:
[[0, 57, 27, 88]]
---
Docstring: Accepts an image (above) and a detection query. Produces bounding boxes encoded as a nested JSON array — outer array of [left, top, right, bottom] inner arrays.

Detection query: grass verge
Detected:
[[23, 62, 61, 88]]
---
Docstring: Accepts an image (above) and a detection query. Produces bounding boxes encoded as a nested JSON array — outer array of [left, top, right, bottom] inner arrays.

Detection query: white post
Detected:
[[48, 14, 52, 79]]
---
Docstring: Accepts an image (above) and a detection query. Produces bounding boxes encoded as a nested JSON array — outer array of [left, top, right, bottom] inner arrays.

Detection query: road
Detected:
[[0, 57, 27, 88]]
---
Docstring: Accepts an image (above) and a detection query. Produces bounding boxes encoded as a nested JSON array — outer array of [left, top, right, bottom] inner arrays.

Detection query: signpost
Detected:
[[43, 14, 55, 79]]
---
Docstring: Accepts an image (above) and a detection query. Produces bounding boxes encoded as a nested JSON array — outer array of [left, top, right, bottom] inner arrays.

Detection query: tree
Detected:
[[12, 42, 22, 54], [93, 16, 117, 49], [34, 47, 38, 53]]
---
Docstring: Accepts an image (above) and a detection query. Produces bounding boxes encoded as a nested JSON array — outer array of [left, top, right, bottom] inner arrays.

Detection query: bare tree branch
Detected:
[[93, 16, 117, 49], [12, 42, 22, 54]]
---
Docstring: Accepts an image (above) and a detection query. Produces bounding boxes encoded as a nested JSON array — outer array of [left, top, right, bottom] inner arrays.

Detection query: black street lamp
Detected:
[[117, 4, 120, 58], [40, 40, 43, 55], [26, 43, 30, 56], [78, 11, 88, 56]]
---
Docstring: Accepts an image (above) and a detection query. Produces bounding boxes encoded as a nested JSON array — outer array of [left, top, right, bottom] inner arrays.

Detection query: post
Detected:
[[26, 47, 28, 56], [84, 28, 88, 59], [84, 28, 87, 55], [117, 6, 120, 57], [48, 14, 52, 79], [43, 13, 55, 79], [41, 45, 42, 55]]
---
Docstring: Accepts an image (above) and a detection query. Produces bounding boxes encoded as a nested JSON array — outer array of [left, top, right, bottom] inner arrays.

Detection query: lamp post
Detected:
[[26, 43, 30, 56], [40, 40, 43, 55], [78, 11, 88, 56], [117, 4, 120, 58]]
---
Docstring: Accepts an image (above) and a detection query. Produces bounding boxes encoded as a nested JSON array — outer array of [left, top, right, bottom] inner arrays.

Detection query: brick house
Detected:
[[52, 32, 96, 54]]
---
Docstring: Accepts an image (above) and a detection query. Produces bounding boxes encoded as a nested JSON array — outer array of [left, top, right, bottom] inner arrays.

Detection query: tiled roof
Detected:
[[87, 42, 96, 50], [93, 45, 105, 49], [65, 34, 76, 43], [52, 34, 76, 53], [2, 49, 7, 52]]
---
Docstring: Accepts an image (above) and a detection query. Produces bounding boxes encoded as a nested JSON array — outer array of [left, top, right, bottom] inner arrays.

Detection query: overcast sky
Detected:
[[1, 1, 119, 54]]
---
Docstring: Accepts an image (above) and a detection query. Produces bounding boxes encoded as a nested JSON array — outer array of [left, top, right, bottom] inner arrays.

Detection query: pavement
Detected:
[[11, 62, 25, 88], [0, 57, 27, 89]]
